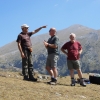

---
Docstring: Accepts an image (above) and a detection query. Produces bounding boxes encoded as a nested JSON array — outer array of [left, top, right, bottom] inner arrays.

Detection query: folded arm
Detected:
[[43, 41, 57, 49]]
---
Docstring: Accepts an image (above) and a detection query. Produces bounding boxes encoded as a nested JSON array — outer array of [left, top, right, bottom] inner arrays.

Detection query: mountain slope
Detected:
[[0, 24, 100, 75]]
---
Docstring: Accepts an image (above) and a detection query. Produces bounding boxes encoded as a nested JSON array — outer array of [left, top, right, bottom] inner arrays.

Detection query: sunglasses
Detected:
[[49, 30, 52, 32], [22, 27, 28, 29]]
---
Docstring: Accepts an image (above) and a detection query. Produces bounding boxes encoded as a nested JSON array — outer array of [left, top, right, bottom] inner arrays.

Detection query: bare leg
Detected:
[[70, 69, 75, 86], [69, 69, 74, 78], [77, 69, 83, 79], [52, 67, 58, 79], [77, 69, 86, 86], [46, 66, 54, 77]]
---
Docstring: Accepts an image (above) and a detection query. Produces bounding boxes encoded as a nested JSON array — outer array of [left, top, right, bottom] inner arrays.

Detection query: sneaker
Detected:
[[71, 79, 75, 86], [80, 78, 86, 87], [47, 78, 57, 84]]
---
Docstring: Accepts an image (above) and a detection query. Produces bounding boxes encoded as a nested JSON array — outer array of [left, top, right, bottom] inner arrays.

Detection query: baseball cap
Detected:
[[21, 24, 29, 29]]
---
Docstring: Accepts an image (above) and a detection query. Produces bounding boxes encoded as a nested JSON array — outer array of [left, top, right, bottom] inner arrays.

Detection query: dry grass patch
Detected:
[[0, 72, 100, 100]]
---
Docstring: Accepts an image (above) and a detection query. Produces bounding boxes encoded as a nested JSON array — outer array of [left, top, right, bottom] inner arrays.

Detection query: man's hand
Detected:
[[21, 52, 25, 58], [78, 51, 82, 58], [78, 50, 82, 56], [43, 40, 48, 47], [41, 25, 47, 28], [78, 52, 81, 55]]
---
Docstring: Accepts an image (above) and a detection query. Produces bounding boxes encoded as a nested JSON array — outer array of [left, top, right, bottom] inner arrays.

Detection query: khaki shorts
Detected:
[[46, 54, 59, 68], [67, 60, 81, 70]]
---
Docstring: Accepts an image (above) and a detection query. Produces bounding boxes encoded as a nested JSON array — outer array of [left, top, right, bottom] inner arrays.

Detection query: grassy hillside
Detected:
[[0, 71, 100, 100]]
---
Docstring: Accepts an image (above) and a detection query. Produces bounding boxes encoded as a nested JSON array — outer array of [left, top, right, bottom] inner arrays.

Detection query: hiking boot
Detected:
[[23, 76, 29, 81], [29, 77, 37, 82], [71, 78, 75, 86], [80, 78, 86, 87]]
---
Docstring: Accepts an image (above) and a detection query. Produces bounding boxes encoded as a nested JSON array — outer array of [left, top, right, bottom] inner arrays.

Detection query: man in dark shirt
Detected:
[[16, 24, 46, 81], [61, 33, 86, 86], [44, 28, 59, 84]]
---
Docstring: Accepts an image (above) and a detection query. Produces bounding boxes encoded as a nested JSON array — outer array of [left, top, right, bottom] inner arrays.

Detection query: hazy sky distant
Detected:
[[0, 0, 100, 47]]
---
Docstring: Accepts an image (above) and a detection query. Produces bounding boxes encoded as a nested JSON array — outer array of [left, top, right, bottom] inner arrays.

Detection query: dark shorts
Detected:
[[46, 53, 59, 68], [67, 60, 81, 70]]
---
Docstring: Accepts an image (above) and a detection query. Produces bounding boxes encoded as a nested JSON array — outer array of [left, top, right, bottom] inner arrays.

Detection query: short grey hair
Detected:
[[70, 33, 76, 37]]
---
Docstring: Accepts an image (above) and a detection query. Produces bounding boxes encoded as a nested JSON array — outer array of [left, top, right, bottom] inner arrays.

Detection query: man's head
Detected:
[[69, 33, 76, 42], [21, 24, 29, 33], [49, 28, 56, 36]]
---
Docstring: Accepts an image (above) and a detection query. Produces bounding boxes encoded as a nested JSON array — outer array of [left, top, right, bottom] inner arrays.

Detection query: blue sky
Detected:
[[0, 0, 100, 47]]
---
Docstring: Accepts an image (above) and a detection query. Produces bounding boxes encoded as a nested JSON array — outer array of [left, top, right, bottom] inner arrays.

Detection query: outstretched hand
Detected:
[[41, 25, 47, 28]]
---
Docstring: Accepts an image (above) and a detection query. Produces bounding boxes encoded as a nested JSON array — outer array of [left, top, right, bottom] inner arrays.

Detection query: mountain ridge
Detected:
[[0, 24, 100, 75]]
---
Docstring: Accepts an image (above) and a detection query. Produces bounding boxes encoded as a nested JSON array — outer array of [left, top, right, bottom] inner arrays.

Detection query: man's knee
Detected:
[[77, 69, 82, 72], [52, 67, 57, 71], [69, 69, 74, 72], [46, 66, 50, 70]]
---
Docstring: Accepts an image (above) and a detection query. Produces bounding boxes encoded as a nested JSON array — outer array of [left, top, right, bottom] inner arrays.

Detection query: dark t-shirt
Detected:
[[47, 35, 59, 55], [16, 32, 32, 48], [61, 41, 82, 60]]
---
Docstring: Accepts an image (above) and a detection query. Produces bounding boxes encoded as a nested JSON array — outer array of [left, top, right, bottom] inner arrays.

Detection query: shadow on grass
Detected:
[[41, 81, 71, 86]]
